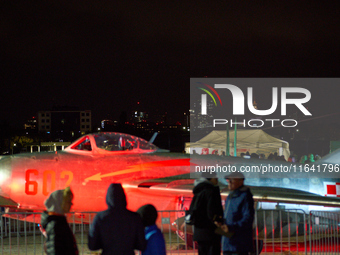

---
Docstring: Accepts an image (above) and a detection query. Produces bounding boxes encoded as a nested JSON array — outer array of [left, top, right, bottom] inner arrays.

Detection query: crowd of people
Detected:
[[239, 151, 322, 163], [208, 148, 323, 164], [40, 184, 166, 255], [40, 173, 254, 255], [187, 172, 254, 255]]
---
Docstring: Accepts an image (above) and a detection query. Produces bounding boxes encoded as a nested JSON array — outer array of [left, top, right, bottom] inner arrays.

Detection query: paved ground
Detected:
[[0, 231, 196, 255], [0, 225, 323, 255]]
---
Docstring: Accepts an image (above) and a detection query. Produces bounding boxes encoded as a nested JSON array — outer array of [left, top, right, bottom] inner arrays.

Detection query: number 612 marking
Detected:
[[25, 169, 73, 196]]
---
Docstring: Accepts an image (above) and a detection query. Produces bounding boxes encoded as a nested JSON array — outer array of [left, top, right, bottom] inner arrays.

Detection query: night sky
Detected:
[[1, 1, 339, 129]]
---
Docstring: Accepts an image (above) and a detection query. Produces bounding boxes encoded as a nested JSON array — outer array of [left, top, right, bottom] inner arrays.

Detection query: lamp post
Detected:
[[12, 143, 16, 155]]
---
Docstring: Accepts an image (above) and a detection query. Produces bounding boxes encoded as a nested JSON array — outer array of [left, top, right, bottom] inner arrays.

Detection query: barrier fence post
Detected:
[[0, 211, 3, 255], [309, 212, 312, 255], [255, 209, 258, 255], [303, 213, 307, 255], [271, 210, 274, 255]]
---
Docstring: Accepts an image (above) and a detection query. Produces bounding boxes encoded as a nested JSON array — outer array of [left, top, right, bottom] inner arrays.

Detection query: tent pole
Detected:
[[234, 117, 237, 157], [226, 123, 230, 156]]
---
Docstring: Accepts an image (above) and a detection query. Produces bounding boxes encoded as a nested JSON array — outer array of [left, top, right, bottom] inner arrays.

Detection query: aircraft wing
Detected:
[[2, 177, 340, 226], [224, 186, 340, 207], [0, 195, 19, 207], [124, 177, 340, 208]]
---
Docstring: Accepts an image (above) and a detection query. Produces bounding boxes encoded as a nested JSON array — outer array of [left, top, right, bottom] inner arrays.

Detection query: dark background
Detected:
[[0, 1, 339, 155]]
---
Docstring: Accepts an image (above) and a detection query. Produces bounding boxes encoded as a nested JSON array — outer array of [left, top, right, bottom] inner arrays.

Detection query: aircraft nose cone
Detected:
[[0, 156, 13, 196]]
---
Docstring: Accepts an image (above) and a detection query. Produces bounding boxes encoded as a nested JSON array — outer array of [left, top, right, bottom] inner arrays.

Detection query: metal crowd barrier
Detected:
[[255, 209, 307, 255], [309, 211, 340, 254], [1, 209, 340, 255]]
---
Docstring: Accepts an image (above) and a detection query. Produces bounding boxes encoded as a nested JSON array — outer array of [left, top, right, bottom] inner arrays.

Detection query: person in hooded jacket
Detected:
[[40, 187, 78, 255], [190, 173, 223, 255], [137, 204, 166, 255], [88, 183, 146, 255]]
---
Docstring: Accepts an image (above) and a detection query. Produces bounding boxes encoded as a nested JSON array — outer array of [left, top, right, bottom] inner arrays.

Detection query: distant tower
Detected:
[[132, 101, 148, 123]]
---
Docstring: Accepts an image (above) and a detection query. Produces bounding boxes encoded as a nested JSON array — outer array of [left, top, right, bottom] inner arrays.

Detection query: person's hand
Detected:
[[214, 221, 222, 227], [220, 224, 229, 233], [215, 222, 229, 233], [214, 223, 233, 237]]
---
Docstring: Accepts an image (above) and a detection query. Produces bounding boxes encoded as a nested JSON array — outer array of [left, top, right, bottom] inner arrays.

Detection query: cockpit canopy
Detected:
[[65, 132, 158, 154]]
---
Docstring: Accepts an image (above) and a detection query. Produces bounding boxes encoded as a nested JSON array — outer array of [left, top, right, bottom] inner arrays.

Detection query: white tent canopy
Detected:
[[186, 129, 290, 160]]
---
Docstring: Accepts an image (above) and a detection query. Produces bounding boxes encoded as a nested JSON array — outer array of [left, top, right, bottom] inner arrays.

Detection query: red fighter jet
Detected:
[[0, 132, 195, 216], [1, 132, 340, 215]]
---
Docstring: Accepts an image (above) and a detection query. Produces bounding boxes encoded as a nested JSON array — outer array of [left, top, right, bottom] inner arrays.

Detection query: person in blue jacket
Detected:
[[88, 183, 146, 255], [216, 172, 254, 255], [137, 204, 166, 255]]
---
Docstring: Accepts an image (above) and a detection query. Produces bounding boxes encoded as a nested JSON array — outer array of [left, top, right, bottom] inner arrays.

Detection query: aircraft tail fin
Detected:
[[149, 132, 158, 144], [318, 148, 340, 164]]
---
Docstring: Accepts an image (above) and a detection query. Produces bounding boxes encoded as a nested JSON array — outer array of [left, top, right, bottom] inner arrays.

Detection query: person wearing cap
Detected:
[[40, 187, 78, 255], [190, 172, 224, 255], [217, 172, 254, 255], [88, 183, 146, 255], [137, 204, 166, 255]]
